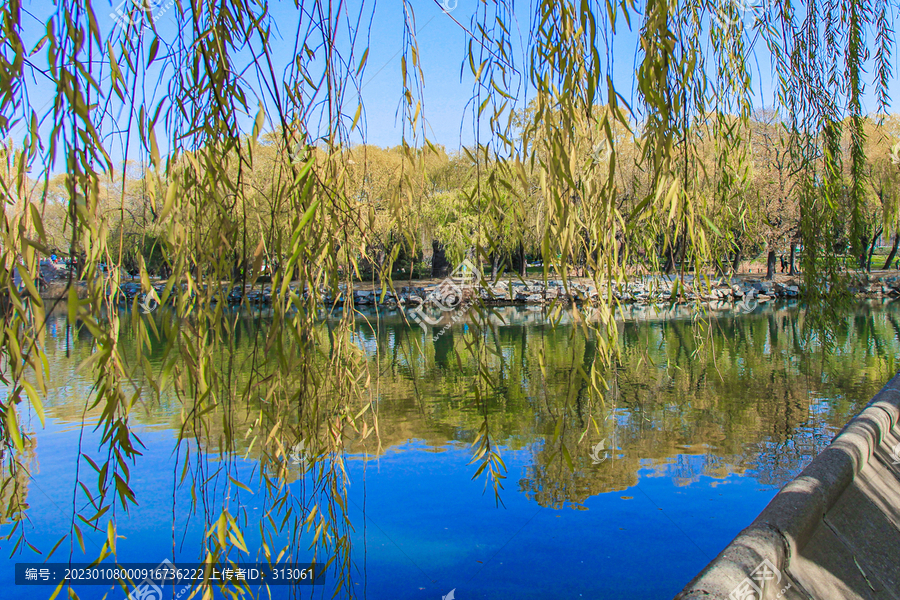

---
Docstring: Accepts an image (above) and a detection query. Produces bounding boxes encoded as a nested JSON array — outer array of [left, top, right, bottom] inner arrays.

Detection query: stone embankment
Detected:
[[351, 275, 900, 309], [51, 274, 900, 307], [676, 372, 900, 600]]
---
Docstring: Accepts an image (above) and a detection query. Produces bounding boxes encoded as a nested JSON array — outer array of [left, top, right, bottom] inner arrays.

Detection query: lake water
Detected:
[[2, 300, 898, 599]]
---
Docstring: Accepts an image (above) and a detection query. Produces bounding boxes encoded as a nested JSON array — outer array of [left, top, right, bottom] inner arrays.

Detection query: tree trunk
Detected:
[[375, 248, 388, 281], [883, 233, 900, 270], [765, 250, 776, 280], [789, 243, 797, 276], [867, 228, 882, 272], [233, 251, 242, 280], [517, 242, 527, 278], [858, 236, 869, 270], [677, 230, 688, 267], [431, 240, 451, 278], [731, 248, 743, 273], [663, 235, 679, 274], [491, 252, 500, 281], [713, 257, 728, 276]]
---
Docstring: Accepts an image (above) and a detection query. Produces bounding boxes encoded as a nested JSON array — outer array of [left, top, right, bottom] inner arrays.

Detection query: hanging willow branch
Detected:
[[0, 0, 895, 597]]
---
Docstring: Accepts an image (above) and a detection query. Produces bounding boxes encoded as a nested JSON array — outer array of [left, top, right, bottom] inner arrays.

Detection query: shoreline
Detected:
[[37, 270, 900, 306]]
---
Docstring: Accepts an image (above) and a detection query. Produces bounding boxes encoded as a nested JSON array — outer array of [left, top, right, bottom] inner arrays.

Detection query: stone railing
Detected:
[[675, 372, 900, 600]]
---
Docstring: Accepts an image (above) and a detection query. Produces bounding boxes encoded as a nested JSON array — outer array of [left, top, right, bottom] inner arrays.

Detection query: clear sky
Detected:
[[11, 0, 900, 173]]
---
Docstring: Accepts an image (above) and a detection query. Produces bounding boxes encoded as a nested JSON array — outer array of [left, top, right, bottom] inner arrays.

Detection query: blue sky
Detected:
[[11, 0, 900, 173], [16, 0, 518, 166]]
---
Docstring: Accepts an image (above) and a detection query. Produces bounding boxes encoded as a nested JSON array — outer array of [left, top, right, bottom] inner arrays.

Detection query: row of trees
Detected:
[[29, 110, 900, 283]]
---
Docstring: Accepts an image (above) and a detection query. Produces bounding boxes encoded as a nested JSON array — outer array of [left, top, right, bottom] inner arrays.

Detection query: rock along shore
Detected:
[[47, 273, 900, 308]]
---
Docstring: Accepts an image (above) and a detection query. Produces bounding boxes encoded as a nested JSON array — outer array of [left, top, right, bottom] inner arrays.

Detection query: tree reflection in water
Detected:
[[1, 299, 897, 597]]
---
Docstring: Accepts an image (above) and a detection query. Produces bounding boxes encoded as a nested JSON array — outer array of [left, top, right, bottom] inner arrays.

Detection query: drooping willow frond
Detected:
[[0, 0, 895, 596]]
